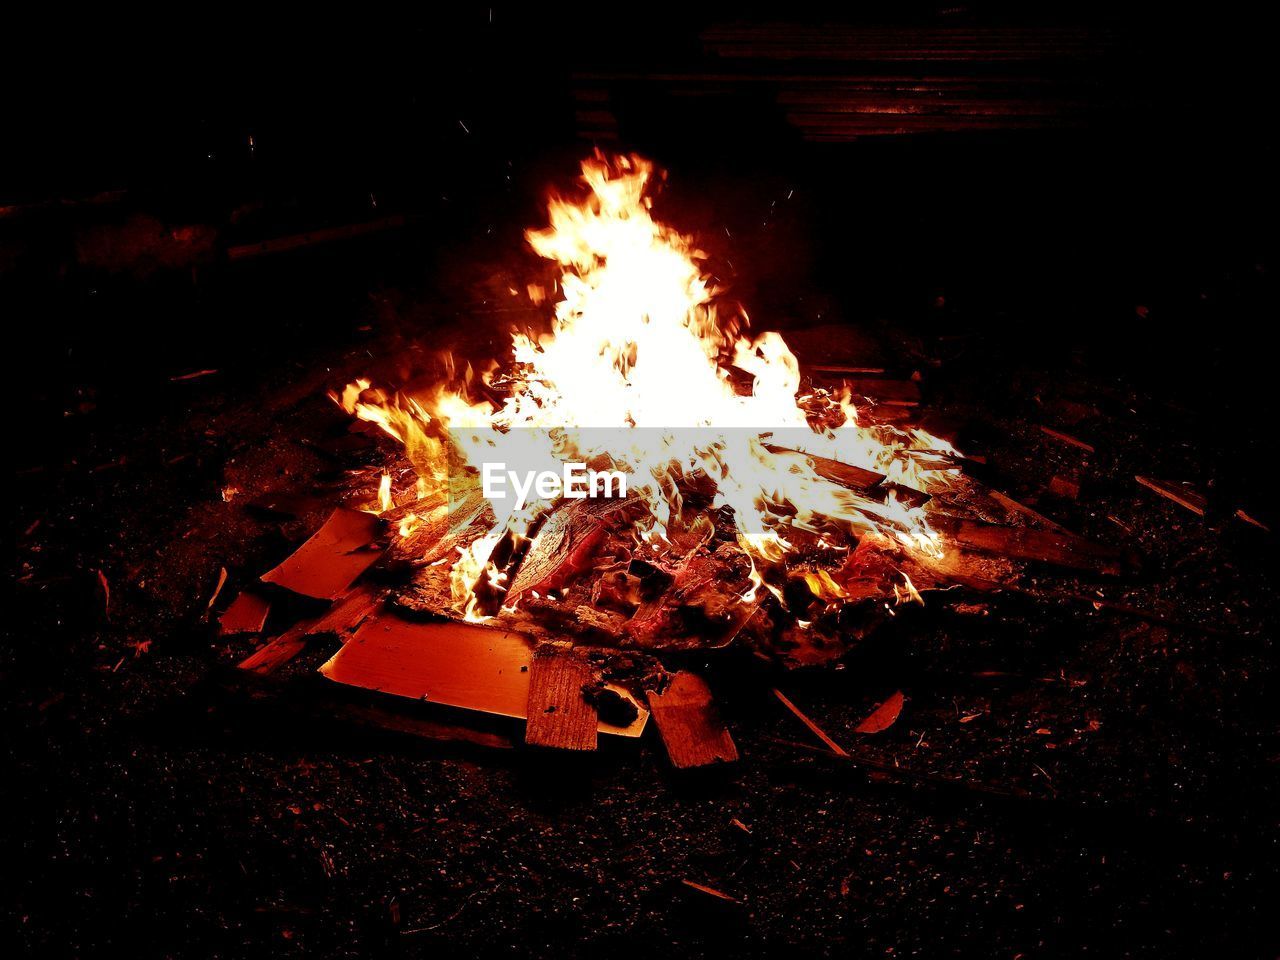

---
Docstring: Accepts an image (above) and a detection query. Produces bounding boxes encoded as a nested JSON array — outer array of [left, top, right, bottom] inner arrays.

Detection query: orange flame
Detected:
[[333, 152, 957, 620]]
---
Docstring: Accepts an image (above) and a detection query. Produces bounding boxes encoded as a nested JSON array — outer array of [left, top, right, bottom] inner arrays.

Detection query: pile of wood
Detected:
[[214, 368, 1155, 769]]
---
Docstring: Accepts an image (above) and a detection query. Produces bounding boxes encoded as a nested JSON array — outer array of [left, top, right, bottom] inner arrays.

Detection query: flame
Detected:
[[332, 152, 957, 621]]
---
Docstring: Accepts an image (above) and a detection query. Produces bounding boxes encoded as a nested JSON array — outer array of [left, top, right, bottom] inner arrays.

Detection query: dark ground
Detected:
[[6, 7, 1279, 958]]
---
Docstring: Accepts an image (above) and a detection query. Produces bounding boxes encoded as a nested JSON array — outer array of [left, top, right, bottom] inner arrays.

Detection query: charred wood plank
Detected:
[[227, 214, 408, 261], [843, 378, 920, 406], [987, 489, 1071, 535], [237, 586, 382, 675], [506, 495, 638, 601], [238, 631, 308, 674]]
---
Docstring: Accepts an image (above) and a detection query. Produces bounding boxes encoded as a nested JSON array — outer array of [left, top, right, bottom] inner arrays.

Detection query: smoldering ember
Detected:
[[6, 9, 1278, 960]]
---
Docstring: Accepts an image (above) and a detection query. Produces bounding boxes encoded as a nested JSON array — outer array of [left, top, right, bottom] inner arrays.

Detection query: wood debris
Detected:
[[854, 690, 905, 734], [1136, 475, 1207, 516], [260, 508, 384, 600], [647, 672, 739, 768], [1039, 425, 1095, 452], [319, 613, 647, 736], [931, 516, 1130, 575], [525, 642, 598, 751], [219, 590, 271, 636], [772, 688, 848, 756], [680, 879, 739, 903]]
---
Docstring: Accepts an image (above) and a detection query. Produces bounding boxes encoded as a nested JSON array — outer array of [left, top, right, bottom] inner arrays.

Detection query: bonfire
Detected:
[[331, 152, 962, 662]]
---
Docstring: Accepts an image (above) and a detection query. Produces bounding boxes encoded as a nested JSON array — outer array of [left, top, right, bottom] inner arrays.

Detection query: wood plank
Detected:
[[260, 508, 384, 600], [1039, 425, 1095, 453], [319, 613, 647, 737], [238, 631, 308, 674], [1136, 475, 1207, 516], [218, 590, 271, 635], [761, 444, 885, 491], [772, 688, 849, 756], [236, 586, 382, 675], [987, 489, 1071, 535], [227, 214, 408, 261], [525, 642, 598, 751], [808, 363, 886, 375], [931, 516, 1130, 574], [647, 671, 738, 769], [307, 584, 384, 637]]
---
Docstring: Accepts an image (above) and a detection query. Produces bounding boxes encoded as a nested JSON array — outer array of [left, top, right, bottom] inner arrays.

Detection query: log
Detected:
[[524, 642, 598, 751], [646, 671, 738, 768]]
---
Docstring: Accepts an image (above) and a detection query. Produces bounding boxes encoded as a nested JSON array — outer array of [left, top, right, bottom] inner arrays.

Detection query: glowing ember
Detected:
[[334, 152, 958, 623]]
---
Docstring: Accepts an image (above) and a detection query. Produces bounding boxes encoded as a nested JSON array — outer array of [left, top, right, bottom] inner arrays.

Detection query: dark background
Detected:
[[3, 4, 1274, 464]]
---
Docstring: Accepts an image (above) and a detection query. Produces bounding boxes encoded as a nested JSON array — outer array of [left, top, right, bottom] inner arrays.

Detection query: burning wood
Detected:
[[217, 152, 1142, 756]]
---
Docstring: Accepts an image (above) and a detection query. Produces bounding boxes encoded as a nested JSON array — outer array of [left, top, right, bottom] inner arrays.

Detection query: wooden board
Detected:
[[646, 671, 738, 768], [238, 632, 308, 674], [260, 508, 384, 600], [219, 590, 271, 635], [1136, 475, 1207, 516], [525, 643, 598, 751], [931, 516, 1130, 575], [237, 585, 383, 675], [319, 613, 647, 737]]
